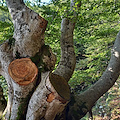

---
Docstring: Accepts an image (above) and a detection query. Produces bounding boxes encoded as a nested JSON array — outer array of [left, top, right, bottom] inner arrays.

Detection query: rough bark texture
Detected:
[[26, 72, 70, 120], [54, 18, 76, 82], [53, 0, 77, 82], [6, 0, 48, 58], [53, 0, 81, 81], [0, 0, 120, 120]]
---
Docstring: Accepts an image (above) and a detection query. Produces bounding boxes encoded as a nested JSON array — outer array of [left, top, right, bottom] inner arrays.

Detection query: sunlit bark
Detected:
[[0, 0, 119, 120]]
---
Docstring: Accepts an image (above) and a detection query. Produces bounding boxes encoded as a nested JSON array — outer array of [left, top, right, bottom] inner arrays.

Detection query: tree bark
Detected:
[[67, 31, 120, 119], [54, 18, 76, 81], [0, 0, 70, 119], [6, 0, 48, 58], [26, 72, 70, 120], [53, 0, 80, 81], [0, 0, 120, 120], [0, 85, 6, 114]]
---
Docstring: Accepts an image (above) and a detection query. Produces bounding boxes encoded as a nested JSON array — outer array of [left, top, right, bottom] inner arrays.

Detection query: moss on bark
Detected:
[[16, 91, 34, 120]]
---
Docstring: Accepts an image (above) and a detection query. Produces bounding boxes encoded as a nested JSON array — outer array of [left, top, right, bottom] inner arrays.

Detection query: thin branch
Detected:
[[54, 0, 81, 81]]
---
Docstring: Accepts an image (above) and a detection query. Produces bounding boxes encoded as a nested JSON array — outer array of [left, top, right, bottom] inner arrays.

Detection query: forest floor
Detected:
[[93, 80, 120, 120], [0, 103, 5, 120], [81, 79, 120, 120]]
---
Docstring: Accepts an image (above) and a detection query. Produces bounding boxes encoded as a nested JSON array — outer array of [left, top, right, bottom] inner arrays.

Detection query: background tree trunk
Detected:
[[0, 0, 72, 119], [0, 85, 6, 115]]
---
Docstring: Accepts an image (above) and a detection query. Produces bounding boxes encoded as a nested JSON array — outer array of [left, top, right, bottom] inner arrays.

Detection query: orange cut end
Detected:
[[47, 92, 55, 103], [8, 58, 38, 85]]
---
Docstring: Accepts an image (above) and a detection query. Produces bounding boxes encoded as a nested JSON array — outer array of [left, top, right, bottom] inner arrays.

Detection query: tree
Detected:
[[0, 0, 120, 119]]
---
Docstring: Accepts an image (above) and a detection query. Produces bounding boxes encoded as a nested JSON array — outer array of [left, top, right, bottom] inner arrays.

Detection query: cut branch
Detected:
[[26, 72, 70, 120], [3, 58, 38, 119], [8, 58, 38, 85]]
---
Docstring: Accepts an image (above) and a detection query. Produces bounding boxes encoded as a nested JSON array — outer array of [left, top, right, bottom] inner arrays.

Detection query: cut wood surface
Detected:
[[49, 73, 70, 102], [8, 58, 38, 85], [26, 72, 70, 120]]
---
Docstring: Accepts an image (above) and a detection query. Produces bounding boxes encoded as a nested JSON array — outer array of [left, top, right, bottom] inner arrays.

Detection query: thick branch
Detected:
[[54, 0, 81, 81], [54, 1, 77, 81], [67, 31, 120, 119], [3, 58, 38, 119], [26, 72, 70, 120], [54, 18, 76, 81], [0, 41, 14, 119], [6, 0, 48, 57]]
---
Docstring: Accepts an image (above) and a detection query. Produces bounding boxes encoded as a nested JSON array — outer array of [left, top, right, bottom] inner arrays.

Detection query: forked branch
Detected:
[[67, 31, 120, 119]]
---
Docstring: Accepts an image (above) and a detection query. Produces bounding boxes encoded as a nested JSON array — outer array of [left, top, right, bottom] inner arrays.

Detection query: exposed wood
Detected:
[[47, 92, 55, 103], [49, 73, 70, 102], [26, 72, 70, 120], [8, 58, 38, 85], [4, 58, 39, 119]]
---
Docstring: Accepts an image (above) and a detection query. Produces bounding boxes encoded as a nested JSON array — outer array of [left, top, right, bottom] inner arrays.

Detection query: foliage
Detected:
[[92, 80, 120, 119], [0, 6, 13, 44], [69, 0, 120, 88], [0, 76, 8, 101], [0, 5, 13, 101], [0, 0, 120, 119]]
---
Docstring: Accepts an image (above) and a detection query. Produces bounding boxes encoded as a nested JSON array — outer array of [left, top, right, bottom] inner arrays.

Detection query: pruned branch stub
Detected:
[[8, 58, 38, 85], [49, 73, 70, 102]]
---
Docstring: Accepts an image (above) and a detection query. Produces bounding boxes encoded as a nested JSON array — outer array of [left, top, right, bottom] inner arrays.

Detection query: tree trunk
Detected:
[[0, 0, 72, 119], [0, 0, 120, 120]]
